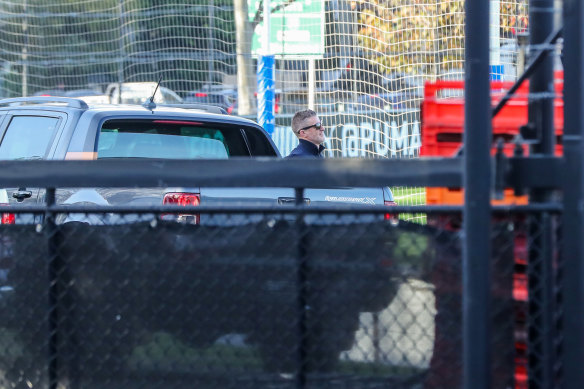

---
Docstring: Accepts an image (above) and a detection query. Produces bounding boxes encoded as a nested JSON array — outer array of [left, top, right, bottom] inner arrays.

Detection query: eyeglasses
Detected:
[[298, 122, 323, 133]]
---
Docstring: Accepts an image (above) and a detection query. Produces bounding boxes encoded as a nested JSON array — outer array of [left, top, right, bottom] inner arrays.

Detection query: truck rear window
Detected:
[[97, 119, 242, 159]]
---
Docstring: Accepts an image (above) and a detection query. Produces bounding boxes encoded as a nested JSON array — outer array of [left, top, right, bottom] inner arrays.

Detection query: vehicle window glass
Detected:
[[121, 93, 144, 105], [243, 128, 278, 157], [0, 116, 59, 160], [97, 119, 233, 159], [192, 96, 218, 104], [187, 94, 234, 106], [161, 89, 182, 103]]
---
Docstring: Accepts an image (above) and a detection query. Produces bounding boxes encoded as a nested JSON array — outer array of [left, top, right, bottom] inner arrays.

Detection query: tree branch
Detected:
[[251, 0, 298, 30]]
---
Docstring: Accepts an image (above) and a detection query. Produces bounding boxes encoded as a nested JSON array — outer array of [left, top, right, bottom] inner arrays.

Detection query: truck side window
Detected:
[[0, 116, 59, 160], [243, 128, 279, 157]]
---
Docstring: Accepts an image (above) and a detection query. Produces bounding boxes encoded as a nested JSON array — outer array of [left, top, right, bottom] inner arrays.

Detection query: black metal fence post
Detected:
[[45, 187, 59, 389], [527, 0, 558, 386], [561, 0, 584, 387], [295, 187, 307, 389], [527, 0, 556, 382], [527, 211, 557, 387], [463, 0, 492, 387]]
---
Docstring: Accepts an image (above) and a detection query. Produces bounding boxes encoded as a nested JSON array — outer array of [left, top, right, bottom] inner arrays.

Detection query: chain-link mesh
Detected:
[[423, 214, 517, 389], [519, 213, 562, 389], [0, 208, 557, 389]]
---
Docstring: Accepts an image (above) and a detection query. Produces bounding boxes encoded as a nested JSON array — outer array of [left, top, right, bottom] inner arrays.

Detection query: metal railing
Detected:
[[0, 156, 571, 388]]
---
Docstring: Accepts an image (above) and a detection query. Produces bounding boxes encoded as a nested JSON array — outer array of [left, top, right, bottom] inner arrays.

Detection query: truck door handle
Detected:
[[13, 188, 32, 201], [278, 197, 310, 205]]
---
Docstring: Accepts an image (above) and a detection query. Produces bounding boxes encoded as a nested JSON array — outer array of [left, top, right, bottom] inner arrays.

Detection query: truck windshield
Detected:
[[97, 119, 233, 159]]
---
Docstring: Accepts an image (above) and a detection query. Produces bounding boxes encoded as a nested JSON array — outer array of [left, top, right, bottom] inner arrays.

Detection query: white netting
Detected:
[[0, 0, 534, 212]]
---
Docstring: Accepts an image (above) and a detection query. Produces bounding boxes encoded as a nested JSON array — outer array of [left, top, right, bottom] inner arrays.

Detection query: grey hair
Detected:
[[291, 109, 317, 134]]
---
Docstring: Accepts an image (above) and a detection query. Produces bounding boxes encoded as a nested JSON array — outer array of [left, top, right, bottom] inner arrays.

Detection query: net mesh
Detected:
[[0, 0, 532, 215]]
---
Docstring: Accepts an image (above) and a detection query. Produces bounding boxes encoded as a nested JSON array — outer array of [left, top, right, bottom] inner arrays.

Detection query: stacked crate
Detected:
[[420, 73, 564, 205], [420, 73, 564, 389]]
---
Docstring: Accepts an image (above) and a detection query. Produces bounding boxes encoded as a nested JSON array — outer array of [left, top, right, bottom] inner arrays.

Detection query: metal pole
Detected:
[[528, 0, 556, 386], [257, 0, 275, 135], [294, 187, 307, 389], [117, 0, 126, 104], [46, 188, 58, 389], [308, 59, 315, 110], [22, 0, 28, 97], [529, 0, 556, 156], [463, 0, 492, 387], [490, 0, 501, 67], [264, 0, 270, 55], [208, 0, 215, 85], [492, 27, 563, 118], [562, 0, 584, 387]]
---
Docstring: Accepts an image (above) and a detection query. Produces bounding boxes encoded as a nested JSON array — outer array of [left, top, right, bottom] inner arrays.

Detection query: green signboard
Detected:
[[248, 0, 325, 58]]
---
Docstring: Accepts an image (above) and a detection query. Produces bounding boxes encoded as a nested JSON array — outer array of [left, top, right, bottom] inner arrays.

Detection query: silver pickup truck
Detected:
[[0, 97, 398, 383], [0, 97, 395, 220]]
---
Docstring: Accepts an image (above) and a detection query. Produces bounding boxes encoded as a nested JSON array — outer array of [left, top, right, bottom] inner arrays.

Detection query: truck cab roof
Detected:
[[0, 97, 281, 160]]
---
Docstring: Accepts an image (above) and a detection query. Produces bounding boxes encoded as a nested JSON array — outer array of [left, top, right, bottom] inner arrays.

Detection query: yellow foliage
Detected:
[[354, 0, 528, 75]]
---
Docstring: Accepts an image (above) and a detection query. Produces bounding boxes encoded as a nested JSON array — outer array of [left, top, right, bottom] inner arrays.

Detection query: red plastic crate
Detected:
[[421, 72, 564, 206], [421, 75, 563, 387]]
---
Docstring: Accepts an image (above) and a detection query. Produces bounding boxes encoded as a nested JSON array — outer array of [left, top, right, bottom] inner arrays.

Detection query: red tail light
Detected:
[[384, 200, 398, 224], [0, 202, 14, 224], [153, 120, 203, 125], [0, 203, 16, 224], [163, 192, 200, 224], [1, 212, 15, 224]]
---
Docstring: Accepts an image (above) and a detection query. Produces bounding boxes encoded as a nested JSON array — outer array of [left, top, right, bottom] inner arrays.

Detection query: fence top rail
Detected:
[[0, 158, 462, 188], [0, 156, 561, 189], [0, 203, 562, 214], [0, 203, 464, 214]]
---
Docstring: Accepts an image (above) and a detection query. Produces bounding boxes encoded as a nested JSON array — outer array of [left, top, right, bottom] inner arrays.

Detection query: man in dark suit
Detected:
[[286, 109, 326, 158]]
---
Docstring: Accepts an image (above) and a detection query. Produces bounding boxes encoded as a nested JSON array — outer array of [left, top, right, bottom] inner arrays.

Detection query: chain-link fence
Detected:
[[0, 201, 561, 389]]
